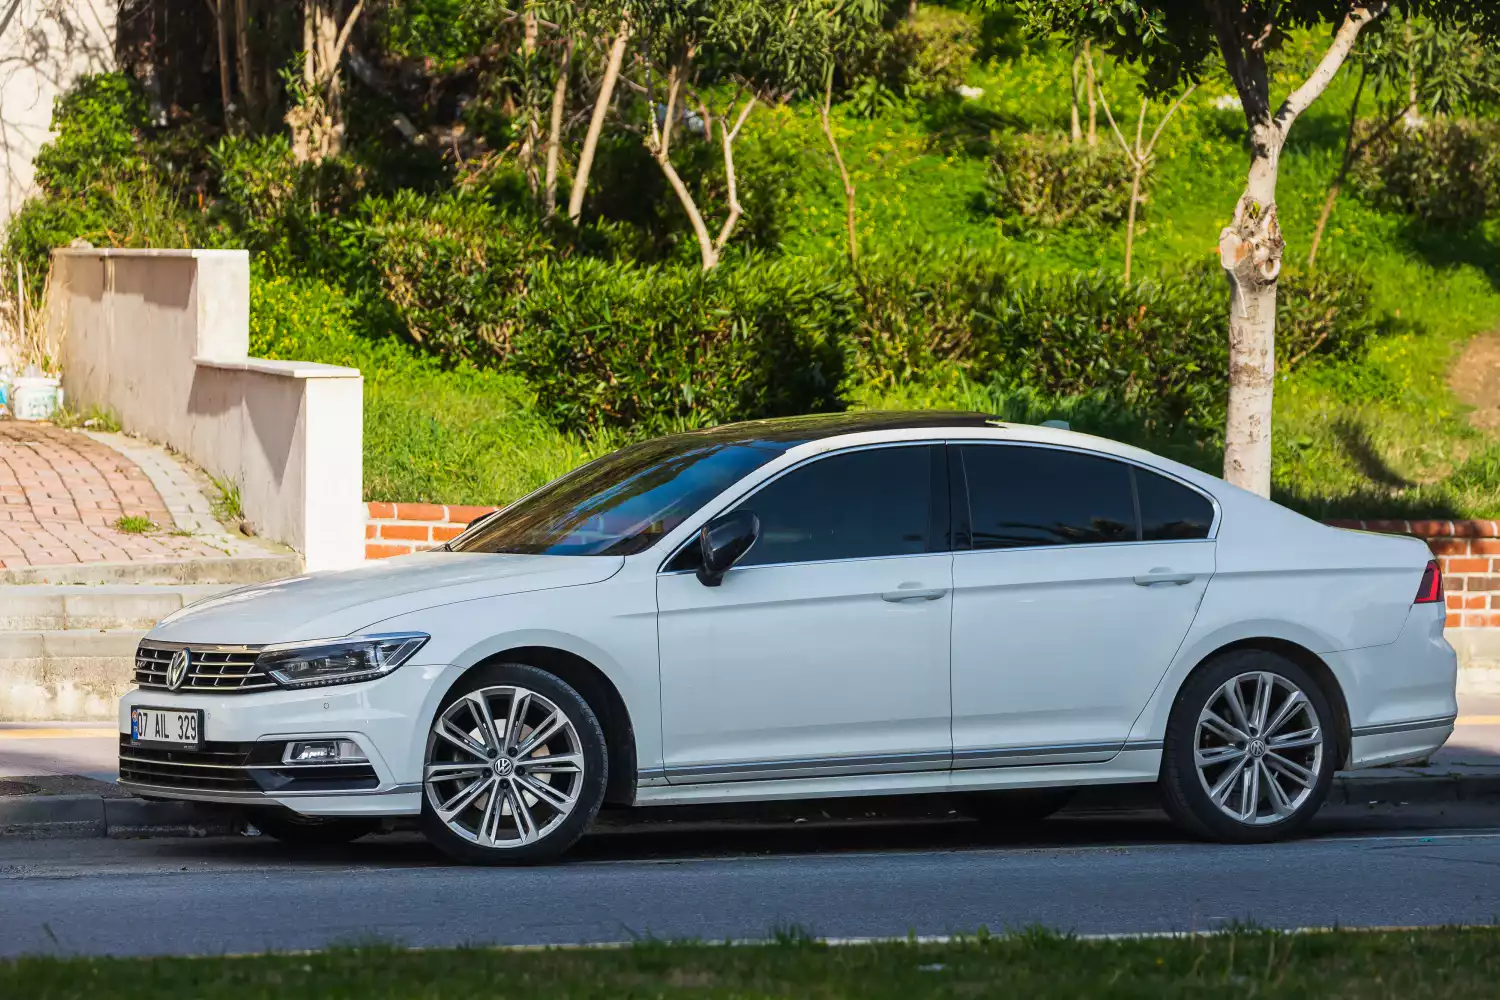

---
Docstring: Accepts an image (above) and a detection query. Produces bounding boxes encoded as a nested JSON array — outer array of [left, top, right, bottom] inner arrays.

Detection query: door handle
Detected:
[[1133, 568, 1195, 587], [881, 585, 948, 603]]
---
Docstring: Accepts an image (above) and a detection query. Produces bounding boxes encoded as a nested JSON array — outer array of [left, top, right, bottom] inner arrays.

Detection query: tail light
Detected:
[[1414, 559, 1444, 604]]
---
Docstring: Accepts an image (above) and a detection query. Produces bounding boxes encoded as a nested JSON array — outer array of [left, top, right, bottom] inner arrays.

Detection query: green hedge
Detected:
[[508, 257, 854, 436]]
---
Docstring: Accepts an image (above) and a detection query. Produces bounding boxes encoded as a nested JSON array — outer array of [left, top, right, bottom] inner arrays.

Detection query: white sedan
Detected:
[[119, 413, 1457, 864]]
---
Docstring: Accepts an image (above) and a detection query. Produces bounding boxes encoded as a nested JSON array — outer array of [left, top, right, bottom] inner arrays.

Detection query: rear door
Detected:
[[948, 443, 1216, 768]]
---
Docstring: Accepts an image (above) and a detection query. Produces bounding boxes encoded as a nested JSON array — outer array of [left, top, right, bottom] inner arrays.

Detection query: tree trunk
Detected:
[[1083, 40, 1097, 146], [1069, 46, 1082, 143], [1124, 168, 1141, 284], [543, 37, 574, 219], [208, 0, 233, 126], [820, 78, 858, 266], [234, 0, 255, 124], [1219, 144, 1284, 498], [519, 11, 540, 195], [568, 19, 629, 223]]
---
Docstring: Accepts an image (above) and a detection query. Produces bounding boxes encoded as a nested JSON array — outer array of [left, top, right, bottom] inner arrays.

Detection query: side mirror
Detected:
[[696, 510, 759, 587]]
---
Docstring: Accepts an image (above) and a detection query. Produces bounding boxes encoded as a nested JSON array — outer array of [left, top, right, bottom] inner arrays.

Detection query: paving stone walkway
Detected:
[[0, 422, 233, 568]]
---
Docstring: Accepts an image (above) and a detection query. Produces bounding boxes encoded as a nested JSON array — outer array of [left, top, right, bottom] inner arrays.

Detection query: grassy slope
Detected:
[[751, 34, 1500, 519], [259, 20, 1500, 512], [8, 930, 1500, 998]]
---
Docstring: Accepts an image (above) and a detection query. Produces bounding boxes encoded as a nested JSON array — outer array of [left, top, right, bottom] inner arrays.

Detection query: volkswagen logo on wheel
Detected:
[[166, 649, 192, 691]]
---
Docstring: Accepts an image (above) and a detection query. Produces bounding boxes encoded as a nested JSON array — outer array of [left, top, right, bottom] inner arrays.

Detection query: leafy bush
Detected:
[[1353, 119, 1500, 226], [985, 131, 1134, 232], [1276, 265, 1381, 371], [359, 191, 551, 357], [32, 73, 148, 200], [211, 136, 362, 271], [850, 244, 1019, 387], [888, 6, 979, 99], [509, 257, 853, 435]]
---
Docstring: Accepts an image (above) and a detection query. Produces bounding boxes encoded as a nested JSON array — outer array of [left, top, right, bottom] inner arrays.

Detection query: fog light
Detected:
[[282, 739, 368, 764]]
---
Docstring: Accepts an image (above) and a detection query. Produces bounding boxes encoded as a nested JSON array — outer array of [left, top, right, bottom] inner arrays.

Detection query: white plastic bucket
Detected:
[[11, 376, 61, 421]]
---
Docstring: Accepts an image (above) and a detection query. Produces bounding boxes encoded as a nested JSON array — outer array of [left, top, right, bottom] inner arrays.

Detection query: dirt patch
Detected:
[[1450, 332, 1500, 431]]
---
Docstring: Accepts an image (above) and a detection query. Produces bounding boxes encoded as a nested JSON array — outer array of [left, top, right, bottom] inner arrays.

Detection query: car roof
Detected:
[[663, 410, 1002, 447]]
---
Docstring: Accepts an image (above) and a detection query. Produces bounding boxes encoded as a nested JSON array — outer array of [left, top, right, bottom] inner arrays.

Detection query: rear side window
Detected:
[[734, 445, 935, 566], [959, 445, 1135, 549], [1136, 468, 1214, 540]]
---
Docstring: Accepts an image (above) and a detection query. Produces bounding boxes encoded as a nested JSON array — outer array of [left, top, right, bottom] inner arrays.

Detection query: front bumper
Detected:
[[118, 662, 453, 817]]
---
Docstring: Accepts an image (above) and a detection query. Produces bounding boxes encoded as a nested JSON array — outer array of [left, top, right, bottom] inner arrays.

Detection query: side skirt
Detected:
[[632, 750, 1163, 807]]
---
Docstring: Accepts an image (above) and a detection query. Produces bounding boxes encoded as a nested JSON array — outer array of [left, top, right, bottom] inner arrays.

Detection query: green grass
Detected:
[[111, 514, 155, 534], [7, 929, 1500, 998], [250, 273, 608, 505]]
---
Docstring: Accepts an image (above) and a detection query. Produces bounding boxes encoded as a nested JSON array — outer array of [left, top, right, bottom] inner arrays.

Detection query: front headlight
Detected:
[[258, 633, 430, 689]]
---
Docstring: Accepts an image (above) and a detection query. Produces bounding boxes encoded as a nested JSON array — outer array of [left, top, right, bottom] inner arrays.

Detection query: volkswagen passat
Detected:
[[119, 412, 1457, 863]]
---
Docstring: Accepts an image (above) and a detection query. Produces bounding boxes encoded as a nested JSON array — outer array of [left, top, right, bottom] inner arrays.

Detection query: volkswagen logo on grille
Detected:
[[166, 649, 192, 691]]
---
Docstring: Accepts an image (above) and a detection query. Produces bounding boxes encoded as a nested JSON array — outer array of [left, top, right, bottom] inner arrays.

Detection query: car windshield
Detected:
[[447, 437, 791, 556]]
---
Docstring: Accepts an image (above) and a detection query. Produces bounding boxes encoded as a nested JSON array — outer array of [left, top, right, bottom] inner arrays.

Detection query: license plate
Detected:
[[130, 707, 202, 748]]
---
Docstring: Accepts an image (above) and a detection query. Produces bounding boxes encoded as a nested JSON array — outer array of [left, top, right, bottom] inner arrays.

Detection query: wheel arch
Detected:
[[463, 645, 639, 806], [1176, 637, 1353, 768]]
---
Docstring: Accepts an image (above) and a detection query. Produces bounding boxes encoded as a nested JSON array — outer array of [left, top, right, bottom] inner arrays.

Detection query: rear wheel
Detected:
[[420, 663, 607, 865], [1160, 650, 1336, 843]]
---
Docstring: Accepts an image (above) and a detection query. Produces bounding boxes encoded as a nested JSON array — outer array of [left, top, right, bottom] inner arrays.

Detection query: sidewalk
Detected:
[[0, 422, 245, 568]]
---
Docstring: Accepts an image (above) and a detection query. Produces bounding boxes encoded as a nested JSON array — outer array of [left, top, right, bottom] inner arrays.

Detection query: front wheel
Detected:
[[1160, 650, 1337, 843], [420, 663, 608, 865]]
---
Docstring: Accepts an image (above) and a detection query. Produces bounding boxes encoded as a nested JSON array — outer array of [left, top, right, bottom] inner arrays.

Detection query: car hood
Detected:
[[148, 551, 625, 646]]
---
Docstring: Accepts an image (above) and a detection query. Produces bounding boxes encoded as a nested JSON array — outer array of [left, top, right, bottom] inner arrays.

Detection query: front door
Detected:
[[948, 443, 1215, 768], [657, 444, 954, 784]]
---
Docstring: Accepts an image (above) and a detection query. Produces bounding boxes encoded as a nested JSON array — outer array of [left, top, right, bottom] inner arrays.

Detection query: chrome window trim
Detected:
[[948, 438, 1223, 543], [655, 439, 944, 575]]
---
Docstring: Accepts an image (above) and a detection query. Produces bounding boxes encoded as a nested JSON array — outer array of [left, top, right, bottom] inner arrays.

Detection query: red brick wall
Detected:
[[365, 503, 498, 559], [369, 506, 1499, 629], [1328, 520, 1499, 629]]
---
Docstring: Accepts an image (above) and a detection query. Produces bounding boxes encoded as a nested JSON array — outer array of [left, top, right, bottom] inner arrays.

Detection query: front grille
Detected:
[[134, 641, 275, 693], [118, 737, 262, 792], [118, 737, 379, 794]]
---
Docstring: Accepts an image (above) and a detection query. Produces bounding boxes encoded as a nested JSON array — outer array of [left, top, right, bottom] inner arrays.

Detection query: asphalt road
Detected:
[[4, 803, 1500, 958]]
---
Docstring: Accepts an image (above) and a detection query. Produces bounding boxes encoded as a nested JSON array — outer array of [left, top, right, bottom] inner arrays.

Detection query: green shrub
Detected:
[[1276, 264, 1382, 371], [850, 244, 1019, 387], [509, 257, 853, 435], [1353, 119, 1500, 227], [359, 191, 551, 357], [985, 131, 1135, 233], [32, 73, 148, 200], [211, 136, 361, 272], [888, 6, 979, 99]]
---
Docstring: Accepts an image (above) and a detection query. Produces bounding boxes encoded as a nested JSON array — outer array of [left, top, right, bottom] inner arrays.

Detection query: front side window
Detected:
[[449, 437, 790, 556], [733, 445, 936, 567], [960, 445, 1136, 549]]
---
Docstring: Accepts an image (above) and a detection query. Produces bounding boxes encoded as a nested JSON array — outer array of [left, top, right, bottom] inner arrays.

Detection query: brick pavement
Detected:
[[0, 422, 228, 568]]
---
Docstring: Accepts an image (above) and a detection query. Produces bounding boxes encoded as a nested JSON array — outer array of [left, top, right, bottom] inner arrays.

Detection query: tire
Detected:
[[250, 810, 379, 845], [1160, 649, 1338, 843], [420, 663, 608, 865], [964, 788, 1073, 826]]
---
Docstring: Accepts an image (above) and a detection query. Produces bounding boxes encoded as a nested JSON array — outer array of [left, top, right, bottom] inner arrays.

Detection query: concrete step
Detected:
[[0, 584, 235, 631], [0, 554, 301, 586], [0, 629, 145, 721]]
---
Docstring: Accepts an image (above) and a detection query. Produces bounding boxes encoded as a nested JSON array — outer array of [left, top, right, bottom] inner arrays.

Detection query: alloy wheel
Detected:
[[423, 685, 586, 849], [1193, 670, 1325, 826]]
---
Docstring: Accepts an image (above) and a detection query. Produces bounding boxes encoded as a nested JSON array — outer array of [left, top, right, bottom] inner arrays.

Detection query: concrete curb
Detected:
[[2, 770, 1498, 840]]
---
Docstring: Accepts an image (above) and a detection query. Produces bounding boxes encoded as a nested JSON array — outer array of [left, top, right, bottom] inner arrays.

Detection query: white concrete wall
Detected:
[[49, 248, 365, 571], [0, 0, 116, 229]]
